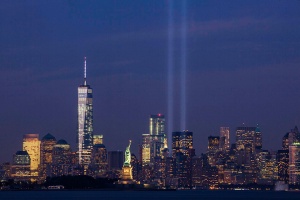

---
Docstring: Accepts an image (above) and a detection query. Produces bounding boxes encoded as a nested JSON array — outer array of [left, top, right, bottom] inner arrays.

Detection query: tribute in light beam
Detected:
[[180, 0, 187, 131], [167, 0, 174, 150]]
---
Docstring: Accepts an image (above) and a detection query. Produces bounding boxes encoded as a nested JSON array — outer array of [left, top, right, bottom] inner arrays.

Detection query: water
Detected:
[[0, 190, 299, 200]]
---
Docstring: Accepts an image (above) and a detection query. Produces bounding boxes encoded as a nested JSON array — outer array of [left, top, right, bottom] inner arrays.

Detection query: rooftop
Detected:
[[42, 133, 56, 141], [56, 139, 68, 145]]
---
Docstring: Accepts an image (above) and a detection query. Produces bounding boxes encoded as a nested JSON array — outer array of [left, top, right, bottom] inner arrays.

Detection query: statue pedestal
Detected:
[[118, 165, 137, 185], [121, 166, 133, 180]]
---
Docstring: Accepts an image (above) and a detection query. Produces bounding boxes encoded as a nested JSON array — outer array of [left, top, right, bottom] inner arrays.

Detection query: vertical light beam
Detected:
[[167, 0, 174, 150], [180, 0, 187, 131]]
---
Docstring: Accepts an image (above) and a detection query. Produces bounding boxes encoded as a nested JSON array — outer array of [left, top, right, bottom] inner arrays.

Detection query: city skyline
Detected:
[[1, 1, 300, 163]]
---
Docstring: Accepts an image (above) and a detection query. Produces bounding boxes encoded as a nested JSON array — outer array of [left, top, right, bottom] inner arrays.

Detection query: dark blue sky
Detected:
[[1, 0, 300, 162]]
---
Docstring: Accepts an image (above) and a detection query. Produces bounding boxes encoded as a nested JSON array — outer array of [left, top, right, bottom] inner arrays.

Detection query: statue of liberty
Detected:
[[124, 140, 131, 167]]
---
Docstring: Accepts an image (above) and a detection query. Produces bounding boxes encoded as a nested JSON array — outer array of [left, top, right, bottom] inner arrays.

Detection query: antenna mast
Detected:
[[84, 57, 87, 85]]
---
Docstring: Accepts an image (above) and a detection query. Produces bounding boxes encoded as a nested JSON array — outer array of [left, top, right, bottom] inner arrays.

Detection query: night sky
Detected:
[[1, 0, 300, 163]]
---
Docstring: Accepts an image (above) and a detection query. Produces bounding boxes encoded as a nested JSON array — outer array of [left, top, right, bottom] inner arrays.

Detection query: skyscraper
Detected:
[[149, 114, 167, 162], [77, 57, 93, 166], [172, 131, 193, 158], [171, 130, 194, 188], [90, 144, 108, 177], [23, 134, 40, 176], [236, 125, 262, 152], [254, 126, 262, 150], [277, 150, 289, 183], [289, 143, 300, 184], [108, 151, 123, 171], [141, 134, 151, 165], [236, 127, 255, 151], [284, 126, 300, 147], [51, 139, 72, 177], [130, 153, 140, 181], [40, 133, 56, 180], [207, 136, 220, 166], [220, 127, 230, 151], [257, 150, 278, 184], [150, 114, 165, 136], [282, 133, 289, 150], [10, 151, 31, 181], [207, 136, 220, 152]]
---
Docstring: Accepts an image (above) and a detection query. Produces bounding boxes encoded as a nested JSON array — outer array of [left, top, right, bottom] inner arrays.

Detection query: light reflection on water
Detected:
[[0, 190, 300, 200]]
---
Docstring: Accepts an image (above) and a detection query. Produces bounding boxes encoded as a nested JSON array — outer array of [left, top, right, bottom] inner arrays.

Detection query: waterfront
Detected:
[[0, 190, 299, 200]]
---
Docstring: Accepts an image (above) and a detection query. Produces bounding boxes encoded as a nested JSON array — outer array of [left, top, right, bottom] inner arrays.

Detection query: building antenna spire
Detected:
[[84, 57, 87, 86]]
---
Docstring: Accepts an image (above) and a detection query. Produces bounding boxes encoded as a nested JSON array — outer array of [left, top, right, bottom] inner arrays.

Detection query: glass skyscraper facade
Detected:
[[22, 134, 40, 176], [172, 131, 193, 157], [149, 114, 167, 163], [149, 114, 165, 136], [141, 134, 151, 165], [10, 151, 31, 181], [77, 57, 93, 166], [289, 143, 300, 184], [220, 127, 230, 151], [40, 133, 56, 180], [52, 139, 72, 177], [236, 126, 262, 151]]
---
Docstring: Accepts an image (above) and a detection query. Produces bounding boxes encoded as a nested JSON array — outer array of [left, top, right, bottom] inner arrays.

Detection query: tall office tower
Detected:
[[236, 126, 261, 152], [291, 126, 300, 142], [23, 134, 40, 176], [77, 57, 93, 166], [197, 154, 219, 187], [165, 157, 176, 178], [215, 153, 226, 184], [149, 114, 167, 162], [93, 135, 103, 145], [236, 127, 255, 151], [254, 126, 262, 150], [191, 157, 202, 187], [138, 144, 142, 163], [150, 114, 165, 135], [172, 132, 181, 158], [10, 151, 31, 181], [40, 133, 56, 180], [257, 150, 278, 184], [285, 126, 300, 147], [153, 156, 165, 180], [282, 133, 289, 150], [141, 164, 154, 183], [141, 134, 151, 165], [277, 150, 289, 183], [220, 127, 230, 151], [207, 136, 220, 152], [164, 157, 176, 188], [289, 143, 300, 184], [90, 144, 108, 177], [51, 139, 72, 177], [130, 154, 140, 181], [172, 131, 193, 158], [207, 136, 220, 166], [175, 152, 191, 187], [171, 131, 194, 187], [108, 151, 123, 171]]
